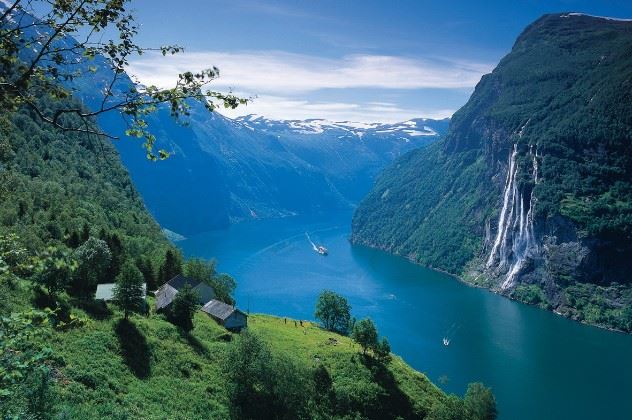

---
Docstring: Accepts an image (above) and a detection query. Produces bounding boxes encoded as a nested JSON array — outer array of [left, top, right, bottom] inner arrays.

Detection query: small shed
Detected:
[[201, 299, 248, 331], [155, 274, 215, 311], [96, 283, 147, 301]]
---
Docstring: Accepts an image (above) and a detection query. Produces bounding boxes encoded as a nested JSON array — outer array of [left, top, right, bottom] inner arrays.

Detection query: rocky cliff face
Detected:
[[352, 13, 632, 331]]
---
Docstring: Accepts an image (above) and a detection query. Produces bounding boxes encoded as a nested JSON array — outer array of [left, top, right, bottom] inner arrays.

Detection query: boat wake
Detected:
[[305, 232, 319, 252], [442, 323, 460, 347]]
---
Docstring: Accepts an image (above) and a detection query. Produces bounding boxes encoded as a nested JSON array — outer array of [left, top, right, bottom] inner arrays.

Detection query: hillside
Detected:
[[0, 94, 168, 261], [351, 13, 632, 332], [3, 276, 462, 419]]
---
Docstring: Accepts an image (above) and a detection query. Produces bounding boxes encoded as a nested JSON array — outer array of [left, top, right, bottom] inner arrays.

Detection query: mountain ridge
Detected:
[[351, 13, 632, 332]]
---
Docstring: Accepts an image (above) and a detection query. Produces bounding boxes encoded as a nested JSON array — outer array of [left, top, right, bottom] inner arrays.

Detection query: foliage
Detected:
[[512, 284, 544, 306], [0, 93, 169, 264], [158, 248, 183, 286], [135, 255, 156, 292], [33, 246, 76, 301], [375, 337, 392, 364], [213, 273, 237, 305], [429, 395, 467, 420], [72, 237, 111, 297], [185, 258, 236, 304], [168, 284, 199, 331], [312, 363, 334, 412], [224, 330, 310, 420], [314, 290, 351, 334], [113, 261, 145, 320], [351, 317, 392, 363], [464, 382, 498, 420], [0, 309, 53, 418], [0, 0, 246, 160], [0, 233, 31, 282], [351, 318, 378, 355]]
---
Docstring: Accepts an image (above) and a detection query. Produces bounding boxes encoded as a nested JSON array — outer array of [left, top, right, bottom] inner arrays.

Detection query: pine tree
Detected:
[[168, 284, 199, 331], [80, 223, 90, 243], [136, 256, 156, 292], [113, 261, 145, 320], [158, 249, 183, 285]]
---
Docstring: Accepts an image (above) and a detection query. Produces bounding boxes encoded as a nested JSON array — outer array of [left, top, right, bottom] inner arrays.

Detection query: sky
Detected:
[[126, 0, 632, 123]]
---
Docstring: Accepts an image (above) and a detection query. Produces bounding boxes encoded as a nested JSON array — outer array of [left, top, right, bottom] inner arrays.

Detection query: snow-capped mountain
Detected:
[[233, 115, 445, 140], [97, 108, 450, 234]]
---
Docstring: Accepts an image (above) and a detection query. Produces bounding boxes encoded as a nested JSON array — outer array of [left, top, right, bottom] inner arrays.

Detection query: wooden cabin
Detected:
[[155, 274, 215, 311], [201, 299, 248, 331]]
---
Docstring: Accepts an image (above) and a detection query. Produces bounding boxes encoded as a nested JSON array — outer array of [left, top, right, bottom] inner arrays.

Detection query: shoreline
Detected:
[[349, 238, 630, 336]]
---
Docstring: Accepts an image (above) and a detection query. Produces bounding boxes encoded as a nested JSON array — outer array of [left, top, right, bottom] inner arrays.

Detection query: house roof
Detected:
[[201, 299, 246, 321], [155, 275, 217, 311], [155, 284, 179, 310], [96, 283, 146, 301], [166, 274, 201, 291]]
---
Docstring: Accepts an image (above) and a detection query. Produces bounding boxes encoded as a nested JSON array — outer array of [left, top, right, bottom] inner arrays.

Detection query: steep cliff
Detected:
[[352, 13, 632, 331]]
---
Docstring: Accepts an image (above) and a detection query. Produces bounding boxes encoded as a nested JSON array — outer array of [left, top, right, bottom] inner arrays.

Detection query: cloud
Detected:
[[216, 94, 455, 123], [127, 50, 492, 94], [127, 50, 489, 122]]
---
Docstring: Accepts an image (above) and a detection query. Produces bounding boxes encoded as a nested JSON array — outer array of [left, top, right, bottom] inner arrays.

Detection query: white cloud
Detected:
[[216, 94, 454, 123], [127, 50, 488, 122], [127, 50, 492, 94]]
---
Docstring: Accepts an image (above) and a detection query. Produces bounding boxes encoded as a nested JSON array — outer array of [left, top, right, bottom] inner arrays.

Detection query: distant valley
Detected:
[[101, 107, 448, 235]]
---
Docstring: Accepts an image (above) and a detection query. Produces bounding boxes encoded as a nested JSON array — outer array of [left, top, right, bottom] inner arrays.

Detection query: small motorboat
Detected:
[[442, 338, 450, 346], [317, 245, 328, 256]]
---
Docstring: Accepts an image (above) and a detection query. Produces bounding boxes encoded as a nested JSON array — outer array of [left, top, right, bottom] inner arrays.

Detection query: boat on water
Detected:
[[306, 232, 328, 256], [442, 337, 450, 346]]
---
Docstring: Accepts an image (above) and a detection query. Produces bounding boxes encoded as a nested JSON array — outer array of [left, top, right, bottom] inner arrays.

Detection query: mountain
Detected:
[[3, 6, 449, 237], [351, 13, 632, 332], [98, 108, 448, 236], [234, 115, 449, 202]]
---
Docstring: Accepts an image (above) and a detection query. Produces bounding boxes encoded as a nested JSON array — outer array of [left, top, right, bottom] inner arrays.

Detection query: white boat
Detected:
[[443, 338, 450, 346]]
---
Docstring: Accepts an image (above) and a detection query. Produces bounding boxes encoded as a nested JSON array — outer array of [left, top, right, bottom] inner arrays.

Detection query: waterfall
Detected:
[[486, 144, 518, 268], [486, 144, 540, 290]]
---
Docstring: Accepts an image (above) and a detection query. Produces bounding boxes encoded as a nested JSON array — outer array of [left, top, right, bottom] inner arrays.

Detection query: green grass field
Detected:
[[1, 281, 449, 419]]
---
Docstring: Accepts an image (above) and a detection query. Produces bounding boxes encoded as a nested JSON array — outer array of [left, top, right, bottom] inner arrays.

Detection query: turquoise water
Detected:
[[179, 213, 632, 420]]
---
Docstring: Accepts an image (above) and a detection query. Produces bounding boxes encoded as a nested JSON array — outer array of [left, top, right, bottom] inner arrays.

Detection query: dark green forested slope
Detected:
[[352, 13, 632, 331], [0, 95, 169, 261]]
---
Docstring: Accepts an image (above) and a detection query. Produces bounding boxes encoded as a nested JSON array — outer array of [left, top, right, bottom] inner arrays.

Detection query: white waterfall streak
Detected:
[[486, 144, 518, 267], [487, 144, 540, 290]]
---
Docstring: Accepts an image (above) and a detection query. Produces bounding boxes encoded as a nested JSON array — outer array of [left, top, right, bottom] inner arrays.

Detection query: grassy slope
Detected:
[[251, 315, 445, 416], [6, 284, 446, 418]]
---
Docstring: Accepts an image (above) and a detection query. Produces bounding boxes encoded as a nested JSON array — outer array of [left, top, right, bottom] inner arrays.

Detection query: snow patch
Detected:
[[561, 12, 632, 22]]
